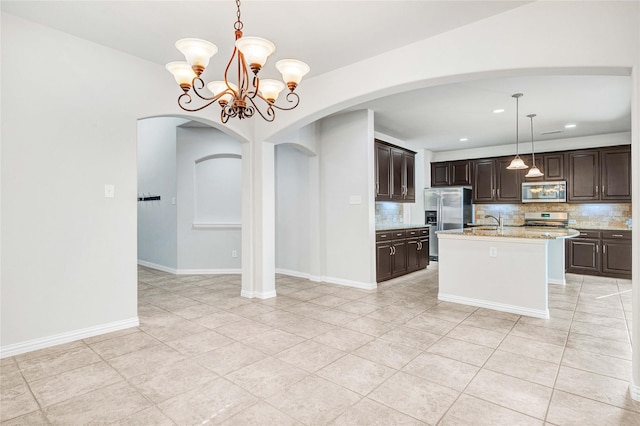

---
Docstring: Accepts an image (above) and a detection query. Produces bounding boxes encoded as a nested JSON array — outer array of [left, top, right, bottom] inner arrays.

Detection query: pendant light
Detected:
[[506, 93, 529, 170], [525, 114, 544, 178]]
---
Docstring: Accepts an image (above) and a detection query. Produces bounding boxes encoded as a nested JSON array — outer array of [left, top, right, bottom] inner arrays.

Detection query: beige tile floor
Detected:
[[1, 265, 638, 425]]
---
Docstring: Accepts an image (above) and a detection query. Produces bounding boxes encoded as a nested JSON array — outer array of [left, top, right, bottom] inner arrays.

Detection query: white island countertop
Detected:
[[437, 226, 579, 240]]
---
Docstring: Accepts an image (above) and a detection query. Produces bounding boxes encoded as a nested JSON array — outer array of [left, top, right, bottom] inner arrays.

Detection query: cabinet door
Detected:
[[406, 238, 420, 272], [431, 163, 450, 187], [450, 160, 472, 186], [390, 148, 405, 200], [391, 239, 407, 276], [602, 240, 632, 276], [376, 242, 394, 282], [375, 143, 392, 200], [418, 237, 430, 269], [600, 148, 631, 201], [495, 158, 522, 202], [567, 239, 600, 274], [568, 150, 599, 202], [543, 153, 565, 181], [472, 159, 495, 203], [404, 152, 416, 202]]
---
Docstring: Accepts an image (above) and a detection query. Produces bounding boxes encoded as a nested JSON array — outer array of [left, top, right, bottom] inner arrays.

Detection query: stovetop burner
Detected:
[[523, 212, 569, 228]]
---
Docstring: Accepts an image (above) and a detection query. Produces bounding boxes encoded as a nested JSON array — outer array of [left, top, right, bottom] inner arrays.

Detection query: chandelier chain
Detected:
[[234, 0, 243, 31]]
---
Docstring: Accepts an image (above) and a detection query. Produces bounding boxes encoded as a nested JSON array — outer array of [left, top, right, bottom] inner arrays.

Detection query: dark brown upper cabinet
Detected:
[[430, 160, 472, 187], [472, 157, 522, 204], [375, 139, 416, 203], [568, 146, 631, 203], [522, 152, 565, 182]]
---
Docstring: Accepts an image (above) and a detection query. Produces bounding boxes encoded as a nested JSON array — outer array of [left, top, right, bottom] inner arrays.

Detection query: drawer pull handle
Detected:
[[580, 233, 587, 236], [380, 234, 387, 237], [612, 234, 624, 237]]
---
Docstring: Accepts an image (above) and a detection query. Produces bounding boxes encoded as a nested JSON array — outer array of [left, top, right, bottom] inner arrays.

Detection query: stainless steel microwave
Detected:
[[522, 181, 567, 203]]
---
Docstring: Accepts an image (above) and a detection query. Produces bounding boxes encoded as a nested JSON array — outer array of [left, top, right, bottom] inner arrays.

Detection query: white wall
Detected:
[[318, 110, 376, 288], [275, 144, 311, 275], [176, 127, 242, 272], [137, 117, 185, 270], [0, 13, 178, 352]]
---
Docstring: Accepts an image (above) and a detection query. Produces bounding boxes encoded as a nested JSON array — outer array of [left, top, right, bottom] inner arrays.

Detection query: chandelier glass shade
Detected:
[[525, 113, 544, 178], [506, 93, 529, 170], [165, 0, 310, 123]]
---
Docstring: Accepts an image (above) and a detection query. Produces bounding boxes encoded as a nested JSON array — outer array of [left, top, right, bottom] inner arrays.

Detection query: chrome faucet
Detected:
[[485, 214, 504, 231]]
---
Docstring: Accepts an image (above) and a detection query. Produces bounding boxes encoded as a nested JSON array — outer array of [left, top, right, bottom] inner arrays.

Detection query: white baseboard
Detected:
[[138, 260, 240, 275], [241, 289, 277, 299], [631, 378, 640, 401], [275, 268, 311, 280], [275, 269, 377, 290], [0, 317, 139, 359], [438, 293, 549, 319], [315, 275, 377, 290]]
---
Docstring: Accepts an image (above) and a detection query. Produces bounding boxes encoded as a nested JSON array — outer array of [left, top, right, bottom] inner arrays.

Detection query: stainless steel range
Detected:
[[523, 212, 569, 228]]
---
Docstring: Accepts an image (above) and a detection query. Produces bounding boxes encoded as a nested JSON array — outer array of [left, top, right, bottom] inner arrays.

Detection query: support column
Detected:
[[241, 140, 276, 299], [630, 64, 639, 401]]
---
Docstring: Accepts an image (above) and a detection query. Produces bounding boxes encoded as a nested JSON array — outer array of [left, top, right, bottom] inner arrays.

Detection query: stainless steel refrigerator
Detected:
[[424, 187, 473, 261]]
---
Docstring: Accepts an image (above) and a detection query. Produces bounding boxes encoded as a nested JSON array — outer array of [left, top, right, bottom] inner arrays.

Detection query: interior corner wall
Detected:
[[137, 118, 184, 270], [0, 12, 179, 352], [275, 144, 311, 275], [318, 110, 376, 287], [176, 127, 242, 272]]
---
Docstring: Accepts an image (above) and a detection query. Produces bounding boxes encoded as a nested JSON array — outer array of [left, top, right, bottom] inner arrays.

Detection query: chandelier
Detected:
[[506, 93, 529, 170], [165, 0, 310, 123]]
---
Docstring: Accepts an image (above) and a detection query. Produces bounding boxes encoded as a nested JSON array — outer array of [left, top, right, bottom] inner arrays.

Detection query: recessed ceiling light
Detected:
[[492, 109, 505, 113], [565, 124, 577, 128], [459, 138, 468, 142]]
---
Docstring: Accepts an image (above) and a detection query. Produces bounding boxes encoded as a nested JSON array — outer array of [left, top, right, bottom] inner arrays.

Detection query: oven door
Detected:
[[522, 181, 567, 203]]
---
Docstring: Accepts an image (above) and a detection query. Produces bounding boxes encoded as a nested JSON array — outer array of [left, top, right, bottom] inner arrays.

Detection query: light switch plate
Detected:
[[104, 184, 115, 198], [349, 195, 362, 205]]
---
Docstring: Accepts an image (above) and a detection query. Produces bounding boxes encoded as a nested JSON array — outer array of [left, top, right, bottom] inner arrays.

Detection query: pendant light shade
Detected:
[[506, 93, 529, 170], [525, 113, 544, 178]]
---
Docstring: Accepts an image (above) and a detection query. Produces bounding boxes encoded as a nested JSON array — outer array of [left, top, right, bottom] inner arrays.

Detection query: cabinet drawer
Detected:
[[419, 228, 429, 237], [376, 230, 406, 241], [602, 230, 631, 240], [575, 230, 601, 239], [406, 229, 420, 237]]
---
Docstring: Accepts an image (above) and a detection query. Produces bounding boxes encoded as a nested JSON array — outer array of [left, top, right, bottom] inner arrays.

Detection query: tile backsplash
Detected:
[[474, 203, 632, 229], [375, 202, 405, 225]]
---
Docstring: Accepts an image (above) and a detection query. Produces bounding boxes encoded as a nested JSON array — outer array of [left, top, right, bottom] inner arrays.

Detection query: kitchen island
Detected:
[[436, 226, 579, 319]]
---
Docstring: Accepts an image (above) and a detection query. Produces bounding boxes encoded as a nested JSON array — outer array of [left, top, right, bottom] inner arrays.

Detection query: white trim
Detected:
[[0, 317, 139, 359], [631, 378, 640, 402], [438, 293, 549, 319], [275, 269, 377, 290], [192, 223, 242, 229], [275, 268, 311, 280], [137, 259, 177, 274], [313, 275, 377, 290], [241, 289, 277, 299], [137, 260, 240, 275], [175, 268, 241, 275], [548, 278, 566, 285]]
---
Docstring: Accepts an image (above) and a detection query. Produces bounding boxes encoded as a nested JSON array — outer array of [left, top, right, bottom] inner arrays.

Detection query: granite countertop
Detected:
[[572, 226, 632, 231], [375, 224, 430, 231], [437, 226, 580, 240]]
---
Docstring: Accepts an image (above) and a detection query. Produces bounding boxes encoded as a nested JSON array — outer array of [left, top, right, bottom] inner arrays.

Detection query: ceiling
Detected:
[[2, 1, 631, 152]]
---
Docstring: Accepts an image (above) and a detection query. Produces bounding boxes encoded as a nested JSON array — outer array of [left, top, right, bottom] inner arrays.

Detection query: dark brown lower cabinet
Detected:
[[376, 227, 429, 282], [566, 229, 631, 278]]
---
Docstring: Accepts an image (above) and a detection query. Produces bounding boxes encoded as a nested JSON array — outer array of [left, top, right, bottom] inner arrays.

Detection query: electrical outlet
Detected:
[[568, 219, 577, 224], [489, 247, 498, 257], [232, 250, 238, 258]]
